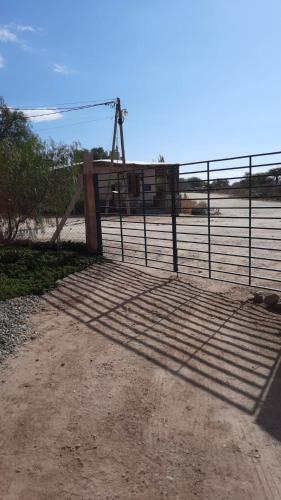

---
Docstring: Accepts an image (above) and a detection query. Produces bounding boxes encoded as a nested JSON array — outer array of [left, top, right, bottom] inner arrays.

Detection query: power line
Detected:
[[35, 115, 114, 132], [13, 97, 116, 110], [13, 100, 117, 119]]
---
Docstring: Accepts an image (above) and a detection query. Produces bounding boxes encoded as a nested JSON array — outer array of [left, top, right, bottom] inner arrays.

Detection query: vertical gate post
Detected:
[[141, 169, 148, 266], [83, 153, 99, 253], [207, 161, 212, 279], [248, 156, 252, 286], [170, 166, 178, 273], [116, 171, 125, 262]]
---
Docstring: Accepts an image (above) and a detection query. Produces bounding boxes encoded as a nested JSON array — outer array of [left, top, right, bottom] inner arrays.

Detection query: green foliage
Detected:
[[211, 178, 229, 189], [0, 101, 49, 241], [0, 98, 79, 241], [73, 146, 110, 163], [180, 176, 206, 191], [229, 169, 281, 199], [0, 243, 101, 301]]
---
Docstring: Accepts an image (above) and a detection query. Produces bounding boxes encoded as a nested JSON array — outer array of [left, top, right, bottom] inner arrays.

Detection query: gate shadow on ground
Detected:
[[44, 261, 281, 443]]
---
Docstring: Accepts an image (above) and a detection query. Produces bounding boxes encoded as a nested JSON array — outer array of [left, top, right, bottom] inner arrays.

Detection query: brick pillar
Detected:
[[83, 153, 98, 252]]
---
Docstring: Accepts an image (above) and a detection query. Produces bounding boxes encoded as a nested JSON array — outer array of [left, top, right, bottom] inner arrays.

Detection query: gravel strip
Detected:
[[0, 296, 41, 360]]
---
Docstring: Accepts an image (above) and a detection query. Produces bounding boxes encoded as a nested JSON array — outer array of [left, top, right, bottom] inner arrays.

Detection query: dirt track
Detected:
[[1, 262, 281, 499]]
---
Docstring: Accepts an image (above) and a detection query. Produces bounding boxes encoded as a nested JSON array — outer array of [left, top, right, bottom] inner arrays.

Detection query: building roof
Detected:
[[92, 159, 179, 169]]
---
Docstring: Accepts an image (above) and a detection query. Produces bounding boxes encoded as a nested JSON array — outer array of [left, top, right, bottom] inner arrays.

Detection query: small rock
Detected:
[[264, 293, 279, 307], [253, 292, 263, 304]]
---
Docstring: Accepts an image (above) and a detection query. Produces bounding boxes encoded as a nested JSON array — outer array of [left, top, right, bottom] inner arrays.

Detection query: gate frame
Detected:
[[85, 158, 180, 254]]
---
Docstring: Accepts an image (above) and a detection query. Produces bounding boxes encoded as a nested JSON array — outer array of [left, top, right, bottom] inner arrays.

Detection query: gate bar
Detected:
[[117, 171, 125, 262], [249, 156, 252, 286], [141, 169, 148, 266], [170, 166, 178, 273], [207, 161, 212, 278]]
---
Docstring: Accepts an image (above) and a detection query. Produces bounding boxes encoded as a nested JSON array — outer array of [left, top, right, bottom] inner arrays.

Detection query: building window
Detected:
[[143, 184, 151, 192], [127, 172, 140, 197]]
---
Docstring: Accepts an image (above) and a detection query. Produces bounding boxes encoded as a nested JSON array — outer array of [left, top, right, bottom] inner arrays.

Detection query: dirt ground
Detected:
[[1, 261, 281, 500]]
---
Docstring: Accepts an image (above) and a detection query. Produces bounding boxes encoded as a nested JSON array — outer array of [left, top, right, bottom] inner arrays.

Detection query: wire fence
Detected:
[[16, 204, 86, 244]]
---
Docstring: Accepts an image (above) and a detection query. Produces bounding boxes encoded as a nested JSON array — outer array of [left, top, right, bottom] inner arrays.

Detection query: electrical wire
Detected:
[[13, 98, 117, 110], [35, 115, 114, 132], [13, 100, 117, 119]]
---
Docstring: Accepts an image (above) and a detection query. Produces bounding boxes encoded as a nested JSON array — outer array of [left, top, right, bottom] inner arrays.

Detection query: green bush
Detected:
[[0, 242, 101, 301]]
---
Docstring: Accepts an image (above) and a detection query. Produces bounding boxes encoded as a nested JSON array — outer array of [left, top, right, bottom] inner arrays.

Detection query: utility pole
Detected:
[[116, 97, 126, 166]]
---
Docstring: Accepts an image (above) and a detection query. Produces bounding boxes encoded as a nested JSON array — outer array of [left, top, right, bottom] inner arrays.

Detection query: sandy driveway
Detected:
[[1, 262, 281, 499]]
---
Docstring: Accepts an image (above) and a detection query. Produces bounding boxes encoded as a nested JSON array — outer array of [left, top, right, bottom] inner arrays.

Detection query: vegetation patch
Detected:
[[0, 241, 101, 301]]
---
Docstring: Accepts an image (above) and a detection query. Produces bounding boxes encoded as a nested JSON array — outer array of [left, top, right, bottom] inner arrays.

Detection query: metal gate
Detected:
[[96, 151, 281, 292]]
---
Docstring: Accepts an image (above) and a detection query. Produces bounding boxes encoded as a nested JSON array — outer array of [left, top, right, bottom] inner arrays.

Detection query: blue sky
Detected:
[[1, 0, 281, 163]]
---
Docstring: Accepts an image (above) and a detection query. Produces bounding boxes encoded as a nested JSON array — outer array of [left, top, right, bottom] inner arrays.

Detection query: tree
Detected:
[[0, 98, 77, 242], [180, 176, 206, 191], [211, 178, 229, 190], [73, 145, 110, 163], [0, 100, 51, 241], [268, 167, 281, 184]]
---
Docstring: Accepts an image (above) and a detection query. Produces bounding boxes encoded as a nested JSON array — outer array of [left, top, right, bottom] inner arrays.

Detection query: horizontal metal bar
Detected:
[[207, 268, 249, 278], [249, 273, 281, 283], [179, 257, 248, 269], [116, 249, 173, 261], [103, 221, 172, 226], [178, 195, 281, 201], [177, 232, 281, 240], [104, 244, 281, 269], [104, 244, 281, 266], [178, 267, 244, 281], [180, 183, 281, 193], [177, 262, 209, 271], [179, 206, 281, 210], [177, 223, 281, 229], [104, 245, 144, 254], [122, 254, 172, 266], [123, 234, 173, 241], [177, 240, 281, 252], [178, 270, 281, 291], [124, 228, 172, 233], [217, 242, 281, 252], [251, 265, 281, 273], [103, 239, 173, 251], [121, 261, 173, 273], [212, 261, 281, 273], [179, 160, 281, 176], [102, 237, 123, 243], [103, 250, 123, 256], [179, 150, 281, 166]]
